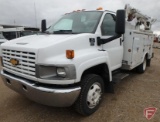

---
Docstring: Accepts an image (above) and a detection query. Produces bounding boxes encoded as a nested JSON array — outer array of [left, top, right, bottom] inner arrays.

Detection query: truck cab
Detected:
[[0, 6, 154, 116]]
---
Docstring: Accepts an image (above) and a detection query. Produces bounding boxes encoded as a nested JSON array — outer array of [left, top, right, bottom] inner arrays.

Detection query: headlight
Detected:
[[36, 65, 57, 79], [57, 67, 66, 77], [36, 64, 76, 80]]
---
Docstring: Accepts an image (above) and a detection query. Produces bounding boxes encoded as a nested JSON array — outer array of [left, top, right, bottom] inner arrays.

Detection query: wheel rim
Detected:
[[87, 82, 102, 109], [143, 58, 146, 71]]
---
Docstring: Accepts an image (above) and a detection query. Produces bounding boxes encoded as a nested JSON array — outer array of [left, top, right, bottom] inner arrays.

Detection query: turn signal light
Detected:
[[66, 50, 74, 59]]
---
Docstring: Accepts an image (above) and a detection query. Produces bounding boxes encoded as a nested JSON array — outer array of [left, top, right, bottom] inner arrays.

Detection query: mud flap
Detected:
[[147, 59, 151, 67], [105, 82, 114, 93]]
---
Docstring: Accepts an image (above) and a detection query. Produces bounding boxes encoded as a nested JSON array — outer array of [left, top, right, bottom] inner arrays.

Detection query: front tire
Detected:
[[74, 74, 104, 116]]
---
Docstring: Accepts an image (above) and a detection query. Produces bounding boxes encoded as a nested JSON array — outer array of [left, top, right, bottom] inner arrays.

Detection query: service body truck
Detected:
[[0, 5, 155, 115], [0, 27, 8, 44]]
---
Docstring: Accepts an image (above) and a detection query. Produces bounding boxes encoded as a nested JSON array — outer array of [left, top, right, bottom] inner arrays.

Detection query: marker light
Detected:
[[97, 7, 103, 10], [66, 50, 74, 59]]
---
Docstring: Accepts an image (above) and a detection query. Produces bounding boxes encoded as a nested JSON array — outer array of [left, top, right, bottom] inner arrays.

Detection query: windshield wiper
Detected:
[[53, 30, 77, 34]]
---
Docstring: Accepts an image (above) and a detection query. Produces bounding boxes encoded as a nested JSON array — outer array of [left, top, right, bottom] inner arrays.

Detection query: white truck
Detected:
[[0, 32, 8, 45], [0, 27, 40, 40], [0, 5, 155, 115], [0, 26, 8, 44]]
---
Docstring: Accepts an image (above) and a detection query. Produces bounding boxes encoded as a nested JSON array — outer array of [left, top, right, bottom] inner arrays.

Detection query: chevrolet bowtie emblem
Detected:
[[10, 58, 19, 66]]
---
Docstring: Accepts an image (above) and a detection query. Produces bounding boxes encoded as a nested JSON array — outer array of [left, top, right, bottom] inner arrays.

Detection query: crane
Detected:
[[125, 4, 156, 31]]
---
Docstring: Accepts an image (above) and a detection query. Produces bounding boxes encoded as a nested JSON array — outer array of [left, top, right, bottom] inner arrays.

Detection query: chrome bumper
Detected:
[[1, 70, 81, 107]]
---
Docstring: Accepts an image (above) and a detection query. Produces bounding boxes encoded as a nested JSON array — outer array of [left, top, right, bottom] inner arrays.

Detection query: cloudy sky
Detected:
[[0, 0, 160, 34]]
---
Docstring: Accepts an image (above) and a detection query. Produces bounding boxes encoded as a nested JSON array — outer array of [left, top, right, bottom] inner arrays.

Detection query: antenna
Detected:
[[34, 2, 37, 27]]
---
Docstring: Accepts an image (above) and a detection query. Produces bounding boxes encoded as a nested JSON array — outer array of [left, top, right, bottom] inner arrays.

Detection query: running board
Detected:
[[112, 73, 129, 83]]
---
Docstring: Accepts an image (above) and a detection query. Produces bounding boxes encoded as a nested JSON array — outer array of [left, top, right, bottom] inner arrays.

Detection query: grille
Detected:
[[2, 49, 36, 76]]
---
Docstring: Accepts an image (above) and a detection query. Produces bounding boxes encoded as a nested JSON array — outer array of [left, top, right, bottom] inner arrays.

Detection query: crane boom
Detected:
[[125, 4, 156, 30]]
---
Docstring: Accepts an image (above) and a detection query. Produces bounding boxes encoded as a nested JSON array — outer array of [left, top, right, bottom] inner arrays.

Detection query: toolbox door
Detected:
[[132, 35, 144, 67]]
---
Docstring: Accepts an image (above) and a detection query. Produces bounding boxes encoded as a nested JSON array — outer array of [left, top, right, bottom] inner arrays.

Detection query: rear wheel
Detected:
[[74, 74, 104, 116], [136, 57, 147, 73]]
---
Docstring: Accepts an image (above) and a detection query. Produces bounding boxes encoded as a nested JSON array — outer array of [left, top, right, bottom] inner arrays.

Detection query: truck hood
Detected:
[[1, 34, 73, 49], [0, 33, 98, 65]]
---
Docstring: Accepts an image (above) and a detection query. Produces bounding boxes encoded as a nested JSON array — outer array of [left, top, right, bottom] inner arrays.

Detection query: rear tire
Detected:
[[136, 57, 147, 73], [74, 74, 104, 116]]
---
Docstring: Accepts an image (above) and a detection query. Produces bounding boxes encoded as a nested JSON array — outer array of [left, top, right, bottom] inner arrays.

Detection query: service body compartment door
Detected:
[[132, 34, 144, 67], [122, 29, 153, 70]]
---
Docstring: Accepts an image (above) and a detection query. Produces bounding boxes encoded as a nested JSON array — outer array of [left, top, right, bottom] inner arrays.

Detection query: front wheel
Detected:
[[74, 74, 104, 116], [136, 57, 147, 73]]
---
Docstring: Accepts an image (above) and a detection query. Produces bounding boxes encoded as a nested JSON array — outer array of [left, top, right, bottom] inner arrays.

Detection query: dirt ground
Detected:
[[0, 45, 160, 122]]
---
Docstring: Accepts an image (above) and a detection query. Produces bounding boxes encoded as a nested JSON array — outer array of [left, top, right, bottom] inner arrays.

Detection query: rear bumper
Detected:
[[1, 70, 81, 107]]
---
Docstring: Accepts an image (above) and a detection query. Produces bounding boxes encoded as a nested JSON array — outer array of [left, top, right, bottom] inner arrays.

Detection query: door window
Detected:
[[101, 14, 116, 36]]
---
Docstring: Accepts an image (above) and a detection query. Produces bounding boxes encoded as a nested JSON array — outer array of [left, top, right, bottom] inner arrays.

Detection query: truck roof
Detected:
[[68, 9, 115, 14], [87, 10, 115, 13]]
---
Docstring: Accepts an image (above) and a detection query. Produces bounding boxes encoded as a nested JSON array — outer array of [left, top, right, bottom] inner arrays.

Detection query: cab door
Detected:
[[100, 13, 123, 71]]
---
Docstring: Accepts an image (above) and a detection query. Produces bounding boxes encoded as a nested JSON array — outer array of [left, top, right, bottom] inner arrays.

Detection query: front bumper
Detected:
[[1, 70, 81, 107]]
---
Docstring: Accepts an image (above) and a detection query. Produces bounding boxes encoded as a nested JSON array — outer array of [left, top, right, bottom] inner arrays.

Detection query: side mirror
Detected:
[[115, 10, 125, 34], [41, 19, 46, 32]]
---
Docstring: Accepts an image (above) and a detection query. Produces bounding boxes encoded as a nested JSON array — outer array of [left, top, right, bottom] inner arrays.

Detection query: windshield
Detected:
[[47, 11, 102, 34], [0, 33, 5, 39]]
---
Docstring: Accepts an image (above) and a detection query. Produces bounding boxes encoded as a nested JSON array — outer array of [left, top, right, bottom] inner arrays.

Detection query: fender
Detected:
[[75, 55, 112, 83], [142, 52, 148, 63]]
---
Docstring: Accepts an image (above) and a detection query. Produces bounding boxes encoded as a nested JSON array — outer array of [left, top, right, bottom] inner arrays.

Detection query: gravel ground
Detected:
[[0, 45, 160, 122]]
